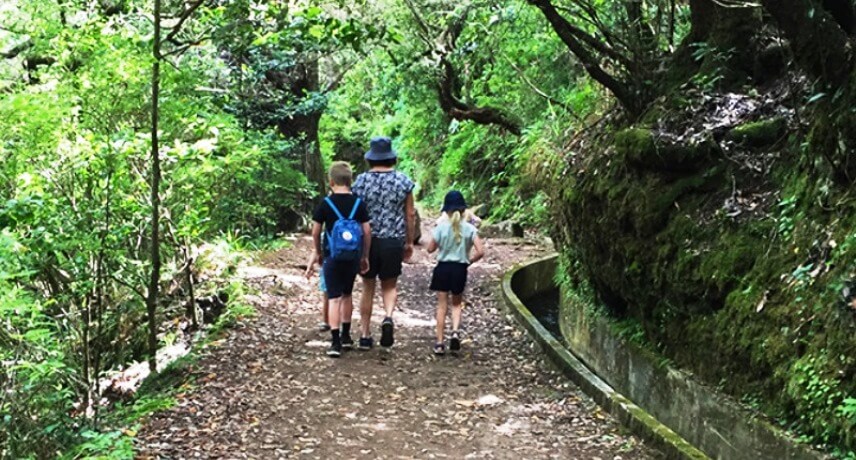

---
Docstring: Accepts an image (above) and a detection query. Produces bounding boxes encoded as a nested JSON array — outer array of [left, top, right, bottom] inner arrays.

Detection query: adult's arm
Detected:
[[404, 193, 415, 261], [361, 222, 372, 274], [470, 234, 485, 264]]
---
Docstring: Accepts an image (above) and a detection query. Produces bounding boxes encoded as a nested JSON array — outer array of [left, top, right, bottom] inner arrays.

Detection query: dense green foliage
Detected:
[[321, 0, 607, 223], [0, 0, 313, 456]]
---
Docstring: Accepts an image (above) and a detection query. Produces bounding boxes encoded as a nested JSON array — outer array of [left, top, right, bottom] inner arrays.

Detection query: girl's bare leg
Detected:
[[436, 292, 448, 343], [451, 294, 464, 332]]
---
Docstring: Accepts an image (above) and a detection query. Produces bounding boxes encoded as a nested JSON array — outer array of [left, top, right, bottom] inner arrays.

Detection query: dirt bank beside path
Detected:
[[137, 231, 656, 459]]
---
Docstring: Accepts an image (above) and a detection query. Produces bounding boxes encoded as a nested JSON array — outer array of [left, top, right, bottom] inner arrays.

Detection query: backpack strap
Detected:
[[348, 198, 362, 220], [324, 197, 345, 220]]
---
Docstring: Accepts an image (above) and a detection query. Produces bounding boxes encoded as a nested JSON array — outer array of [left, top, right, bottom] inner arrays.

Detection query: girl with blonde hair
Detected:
[[426, 191, 485, 355]]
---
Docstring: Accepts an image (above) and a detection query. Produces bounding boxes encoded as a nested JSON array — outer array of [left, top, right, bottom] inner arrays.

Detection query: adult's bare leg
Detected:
[[381, 277, 398, 318], [380, 278, 398, 347], [360, 277, 376, 338]]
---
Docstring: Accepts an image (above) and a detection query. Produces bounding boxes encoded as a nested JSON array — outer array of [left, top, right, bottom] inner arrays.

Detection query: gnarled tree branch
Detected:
[[527, 0, 643, 114], [438, 58, 522, 135], [406, 2, 522, 135], [163, 0, 207, 47]]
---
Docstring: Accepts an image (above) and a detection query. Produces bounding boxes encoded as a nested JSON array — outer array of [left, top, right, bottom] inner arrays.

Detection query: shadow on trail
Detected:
[[137, 232, 655, 459]]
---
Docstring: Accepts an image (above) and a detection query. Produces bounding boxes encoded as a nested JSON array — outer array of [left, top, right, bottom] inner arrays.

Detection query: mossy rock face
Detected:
[[725, 117, 786, 147], [549, 113, 856, 452], [614, 128, 717, 172]]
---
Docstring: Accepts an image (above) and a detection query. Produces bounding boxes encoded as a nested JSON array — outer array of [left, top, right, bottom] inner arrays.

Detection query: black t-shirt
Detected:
[[312, 193, 371, 235]]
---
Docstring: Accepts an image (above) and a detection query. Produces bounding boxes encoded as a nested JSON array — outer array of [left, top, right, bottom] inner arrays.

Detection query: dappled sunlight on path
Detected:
[[137, 231, 655, 459]]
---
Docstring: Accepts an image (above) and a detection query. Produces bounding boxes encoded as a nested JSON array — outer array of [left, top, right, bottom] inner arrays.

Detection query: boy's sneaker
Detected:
[[358, 336, 373, 351], [341, 334, 354, 350], [318, 322, 331, 332], [450, 331, 461, 352], [326, 341, 342, 358], [433, 343, 446, 355], [380, 317, 395, 348]]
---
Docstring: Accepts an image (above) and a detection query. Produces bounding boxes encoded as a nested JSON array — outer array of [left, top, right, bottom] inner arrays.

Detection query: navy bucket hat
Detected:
[[442, 190, 468, 213], [365, 136, 398, 161]]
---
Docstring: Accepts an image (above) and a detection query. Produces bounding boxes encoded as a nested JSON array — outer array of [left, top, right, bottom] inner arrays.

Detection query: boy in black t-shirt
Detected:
[[312, 162, 371, 357]]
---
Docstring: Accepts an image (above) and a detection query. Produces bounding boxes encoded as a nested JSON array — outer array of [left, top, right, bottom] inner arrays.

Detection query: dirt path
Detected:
[[137, 232, 656, 459]]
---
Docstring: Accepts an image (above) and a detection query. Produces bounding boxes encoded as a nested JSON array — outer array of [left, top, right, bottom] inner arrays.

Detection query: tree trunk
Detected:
[[685, 0, 765, 83], [274, 59, 326, 198], [761, 0, 853, 85], [184, 244, 198, 330], [146, 0, 163, 374]]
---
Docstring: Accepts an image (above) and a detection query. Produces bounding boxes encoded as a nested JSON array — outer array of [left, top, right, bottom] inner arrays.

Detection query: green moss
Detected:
[[614, 127, 717, 172], [614, 128, 656, 160], [548, 100, 856, 453], [726, 118, 787, 147]]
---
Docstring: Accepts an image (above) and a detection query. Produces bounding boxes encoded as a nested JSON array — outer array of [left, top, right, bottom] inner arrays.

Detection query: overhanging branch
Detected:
[[405, 0, 523, 135], [163, 0, 207, 46], [527, 0, 642, 114], [504, 55, 581, 120], [438, 58, 522, 135]]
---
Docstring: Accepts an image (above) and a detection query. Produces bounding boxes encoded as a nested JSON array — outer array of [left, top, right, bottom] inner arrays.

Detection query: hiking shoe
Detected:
[[358, 336, 373, 351], [433, 343, 446, 355], [326, 342, 342, 358], [341, 334, 354, 350], [380, 317, 395, 348], [450, 332, 461, 352], [318, 322, 331, 332]]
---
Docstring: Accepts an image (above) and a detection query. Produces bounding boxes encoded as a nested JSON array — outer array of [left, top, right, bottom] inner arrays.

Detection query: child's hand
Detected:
[[306, 253, 323, 280], [360, 257, 370, 275]]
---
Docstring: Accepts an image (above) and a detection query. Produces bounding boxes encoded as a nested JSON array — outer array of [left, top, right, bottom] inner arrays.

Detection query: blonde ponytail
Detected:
[[450, 210, 463, 243]]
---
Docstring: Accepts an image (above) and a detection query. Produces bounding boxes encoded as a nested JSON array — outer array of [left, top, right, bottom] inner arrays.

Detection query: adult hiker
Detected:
[[351, 136, 416, 350]]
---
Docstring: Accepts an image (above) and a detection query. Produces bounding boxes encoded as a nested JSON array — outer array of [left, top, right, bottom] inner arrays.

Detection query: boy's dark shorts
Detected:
[[430, 262, 469, 295], [323, 258, 359, 299], [362, 237, 404, 281]]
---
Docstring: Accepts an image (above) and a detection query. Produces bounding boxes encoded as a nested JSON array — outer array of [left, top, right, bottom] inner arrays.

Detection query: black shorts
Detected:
[[323, 258, 359, 299], [430, 262, 469, 295], [362, 237, 404, 280]]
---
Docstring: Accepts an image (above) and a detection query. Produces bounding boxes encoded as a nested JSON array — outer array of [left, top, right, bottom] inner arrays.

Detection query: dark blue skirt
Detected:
[[430, 262, 469, 295]]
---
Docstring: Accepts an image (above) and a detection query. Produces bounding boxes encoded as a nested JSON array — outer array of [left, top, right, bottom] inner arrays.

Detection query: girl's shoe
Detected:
[[341, 334, 354, 350], [318, 322, 331, 332], [358, 336, 373, 350], [450, 331, 461, 352], [433, 343, 446, 355]]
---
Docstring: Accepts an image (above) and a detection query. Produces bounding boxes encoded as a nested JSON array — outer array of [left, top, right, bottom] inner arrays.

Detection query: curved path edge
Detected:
[[501, 254, 709, 460]]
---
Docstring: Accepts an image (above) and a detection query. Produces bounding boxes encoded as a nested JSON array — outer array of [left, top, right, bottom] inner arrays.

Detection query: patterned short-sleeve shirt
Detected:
[[352, 170, 415, 240]]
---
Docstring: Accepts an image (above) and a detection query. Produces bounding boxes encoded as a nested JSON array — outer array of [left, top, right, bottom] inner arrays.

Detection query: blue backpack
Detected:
[[325, 197, 363, 262]]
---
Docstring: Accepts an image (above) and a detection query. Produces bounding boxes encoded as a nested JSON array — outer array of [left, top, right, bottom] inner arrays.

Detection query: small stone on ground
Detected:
[[136, 223, 656, 459]]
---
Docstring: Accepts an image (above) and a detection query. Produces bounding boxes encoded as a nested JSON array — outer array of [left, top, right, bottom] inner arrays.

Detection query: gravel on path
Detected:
[[137, 231, 656, 460]]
